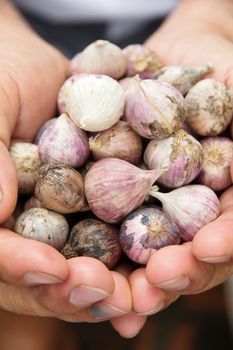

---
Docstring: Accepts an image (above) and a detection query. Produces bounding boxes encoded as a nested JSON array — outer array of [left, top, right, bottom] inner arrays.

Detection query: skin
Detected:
[[0, 0, 232, 341]]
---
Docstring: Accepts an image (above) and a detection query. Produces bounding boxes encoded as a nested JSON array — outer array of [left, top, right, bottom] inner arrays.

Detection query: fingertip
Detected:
[[0, 141, 17, 222], [111, 313, 147, 339]]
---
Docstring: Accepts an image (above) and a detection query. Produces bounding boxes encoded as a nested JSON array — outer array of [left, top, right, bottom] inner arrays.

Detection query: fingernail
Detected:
[[136, 301, 164, 316], [198, 255, 231, 263], [24, 272, 63, 286], [69, 285, 109, 307], [156, 275, 190, 291], [90, 302, 128, 319]]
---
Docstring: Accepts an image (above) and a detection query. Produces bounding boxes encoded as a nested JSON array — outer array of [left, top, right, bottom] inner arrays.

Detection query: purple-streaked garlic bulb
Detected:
[[89, 121, 143, 165], [119, 77, 134, 95], [122, 44, 162, 79], [70, 40, 127, 79], [35, 164, 85, 214], [24, 195, 45, 211], [144, 130, 203, 188], [149, 185, 220, 241], [57, 74, 89, 114], [125, 77, 186, 139], [119, 206, 180, 265], [14, 208, 69, 250], [61, 219, 121, 269], [59, 74, 125, 132], [185, 79, 233, 136], [38, 113, 90, 168], [154, 64, 212, 95], [196, 136, 233, 191], [34, 118, 57, 145], [9, 142, 43, 194], [85, 158, 165, 223]]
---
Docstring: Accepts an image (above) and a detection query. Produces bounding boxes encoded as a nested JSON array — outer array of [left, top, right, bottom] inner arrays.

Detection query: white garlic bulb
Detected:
[[61, 74, 125, 132], [70, 40, 127, 79]]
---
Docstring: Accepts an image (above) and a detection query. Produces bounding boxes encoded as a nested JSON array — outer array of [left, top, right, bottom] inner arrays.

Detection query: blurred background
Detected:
[[0, 281, 232, 350]]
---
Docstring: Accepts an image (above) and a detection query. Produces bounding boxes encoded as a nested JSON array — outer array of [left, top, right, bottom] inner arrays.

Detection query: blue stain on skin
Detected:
[[141, 214, 149, 226]]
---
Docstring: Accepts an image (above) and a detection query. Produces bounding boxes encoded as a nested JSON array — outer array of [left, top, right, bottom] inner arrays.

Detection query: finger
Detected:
[[0, 228, 69, 286], [146, 244, 233, 294], [129, 268, 179, 315], [0, 257, 114, 318], [0, 142, 17, 222], [111, 313, 147, 339], [192, 196, 233, 263], [36, 257, 115, 320]]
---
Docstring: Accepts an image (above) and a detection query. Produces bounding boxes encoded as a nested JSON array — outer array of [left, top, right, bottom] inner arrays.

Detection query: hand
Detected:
[[112, 0, 233, 338], [0, 3, 132, 328]]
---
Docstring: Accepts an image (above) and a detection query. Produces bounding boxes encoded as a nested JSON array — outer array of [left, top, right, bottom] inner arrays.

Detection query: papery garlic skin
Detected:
[[14, 208, 69, 250], [154, 65, 212, 95], [125, 77, 186, 139], [57, 74, 89, 114], [38, 113, 90, 168], [196, 136, 233, 191], [119, 206, 180, 265], [34, 118, 57, 145], [150, 185, 220, 241], [24, 195, 45, 211], [70, 40, 127, 79], [62, 219, 121, 269], [122, 44, 162, 79], [144, 130, 203, 188], [89, 121, 143, 165], [10, 142, 43, 194], [62, 74, 125, 132], [85, 158, 163, 223], [35, 164, 85, 214], [185, 79, 233, 136]]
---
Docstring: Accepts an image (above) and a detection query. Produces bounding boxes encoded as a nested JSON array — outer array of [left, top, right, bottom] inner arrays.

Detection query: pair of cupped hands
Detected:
[[0, 0, 233, 338]]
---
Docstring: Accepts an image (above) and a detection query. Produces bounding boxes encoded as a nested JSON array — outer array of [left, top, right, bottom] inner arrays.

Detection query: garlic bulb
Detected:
[[144, 130, 203, 188], [24, 195, 45, 211], [154, 64, 212, 95], [89, 121, 143, 165], [35, 164, 85, 214], [122, 44, 162, 78], [34, 118, 57, 144], [196, 136, 233, 191], [57, 74, 89, 114], [70, 40, 127, 79], [10, 142, 43, 194], [85, 158, 164, 223], [185, 79, 233, 136], [38, 113, 90, 168], [14, 208, 69, 250], [60, 74, 125, 132], [119, 206, 180, 265], [125, 77, 186, 139], [62, 219, 121, 269], [149, 185, 220, 241]]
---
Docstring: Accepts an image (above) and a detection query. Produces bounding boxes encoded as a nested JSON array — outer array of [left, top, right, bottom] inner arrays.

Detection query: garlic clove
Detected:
[[122, 44, 162, 78], [70, 40, 127, 79], [35, 164, 85, 214], [61, 219, 122, 269], [14, 208, 69, 250], [144, 130, 203, 188], [125, 76, 186, 139], [154, 64, 213, 95], [38, 113, 90, 168], [119, 206, 180, 265], [185, 78, 233, 136], [149, 185, 220, 241], [89, 121, 143, 165], [84, 158, 164, 223], [196, 136, 233, 191], [60, 74, 125, 132], [10, 142, 43, 194]]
